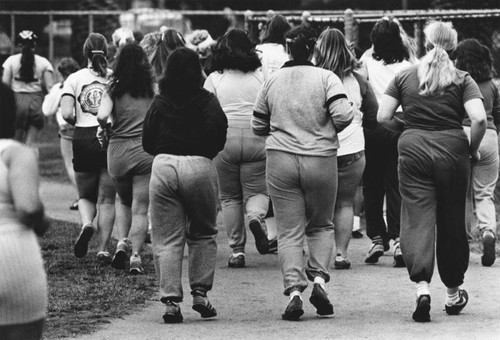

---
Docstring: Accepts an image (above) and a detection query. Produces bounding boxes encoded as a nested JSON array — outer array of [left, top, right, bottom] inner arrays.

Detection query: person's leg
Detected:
[[60, 136, 77, 187], [96, 169, 116, 254], [334, 154, 365, 265], [214, 141, 246, 257], [75, 171, 99, 226], [384, 133, 402, 242], [267, 150, 308, 295], [110, 176, 132, 269], [150, 155, 187, 303]]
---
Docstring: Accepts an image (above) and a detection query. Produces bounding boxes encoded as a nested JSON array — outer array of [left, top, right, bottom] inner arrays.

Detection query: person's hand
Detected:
[[471, 150, 481, 163], [96, 125, 109, 148]]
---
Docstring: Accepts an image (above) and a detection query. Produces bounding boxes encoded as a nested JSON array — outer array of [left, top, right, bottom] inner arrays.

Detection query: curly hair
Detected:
[[371, 18, 409, 65], [208, 28, 261, 73], [454, 38, 493, 83], [262, 15, 291, 46], [108, 43, 154, 100]]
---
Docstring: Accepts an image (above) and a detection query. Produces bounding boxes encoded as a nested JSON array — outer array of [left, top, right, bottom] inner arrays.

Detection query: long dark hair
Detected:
[[208, 29, 261, 73], [108, 44, 154, 99], [262, 15, 291, 46], [159, 47, 203, 101], [151, 28, 185, 79], [371, 18, 409, 65], [454, 38, 494, 83], [17, 30, 37, 82], [285, 25, 317, 62], [0, 83, 16, 138], [83, 33, 108, 78]]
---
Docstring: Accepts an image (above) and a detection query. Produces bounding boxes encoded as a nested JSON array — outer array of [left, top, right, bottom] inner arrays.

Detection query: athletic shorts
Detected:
[[72, 126, 108, 173], [107, 138, 153, 180], [14, 92, 44, 130]]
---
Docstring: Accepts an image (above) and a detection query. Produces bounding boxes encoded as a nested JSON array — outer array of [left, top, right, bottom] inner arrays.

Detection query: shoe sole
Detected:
[[393, 254, 405, 267], [192, 303, 217, 318], [352, 231, 364, 239], [249, 220, 269, 255], [282, 308, 304, 321], [334, 261, 351, 270], [309, 295, 334, 316], [74, 226, 94, 258], [445, 290, 468, 315], [111, 250, 127, 270], [481, 233, 496, 267], [129, 267, 143, 275], [412, 295, 431, 322], [163, 313, 183, 323], [365, 249, 384, 264]]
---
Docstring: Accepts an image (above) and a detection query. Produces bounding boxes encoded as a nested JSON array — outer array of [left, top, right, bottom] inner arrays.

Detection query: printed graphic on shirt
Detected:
[[78, 80, 106, 115]]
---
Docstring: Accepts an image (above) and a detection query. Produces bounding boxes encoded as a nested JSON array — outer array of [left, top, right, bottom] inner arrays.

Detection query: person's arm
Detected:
[[42, 84, 61, 117], [3, 144, 49, 236], [326, 73, 353, 133], [354, 72, 378, 129], [60, 95, 76, 125], [142, 98, 158, 155], [377, 94, 404, 133], [43, 70, 54, 92], [96, 91, 113, 147], [2, 59, 12, 85], [464, 98, 487, 162], [252, 85, 271, 136]]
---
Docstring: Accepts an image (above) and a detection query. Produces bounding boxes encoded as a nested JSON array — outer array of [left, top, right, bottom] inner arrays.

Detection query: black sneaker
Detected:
[[445, 289, 468, 315], [282, 296, 304, 321], [228, 254, 245, 268], [412, 294, 431, 322], [192, 292, 217, 319], [309, 283, 334, 315], [481, 231, 496, 267], [365, 238, 384, 264], [268, 238, 278, 253], [74, 224, 95, 258], [163, 300, 183, 323], [249, 218, 269, 254], [351, 230, 364, 238]]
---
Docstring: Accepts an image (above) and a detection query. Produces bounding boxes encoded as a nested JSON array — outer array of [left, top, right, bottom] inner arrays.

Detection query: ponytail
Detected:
[[418, 21, 457, 96], [17, 30, 37, 82], [83, 33, 109, 78]]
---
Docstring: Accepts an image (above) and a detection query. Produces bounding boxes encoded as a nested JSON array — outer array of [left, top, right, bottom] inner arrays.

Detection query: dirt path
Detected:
[[41, 180, 500, 340]]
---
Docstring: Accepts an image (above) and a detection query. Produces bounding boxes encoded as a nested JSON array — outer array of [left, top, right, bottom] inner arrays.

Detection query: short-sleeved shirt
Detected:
[[110, 93, 153, 140], [462, 80, 500, 131], [385, 65, 483, 131], [2, 54, 53, 93], [62, 68, 111, 127], [256, 43, 289, 80]]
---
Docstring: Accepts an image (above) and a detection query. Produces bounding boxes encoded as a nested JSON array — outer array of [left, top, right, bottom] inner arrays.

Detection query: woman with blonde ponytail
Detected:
[[378, 21, 487, 322]]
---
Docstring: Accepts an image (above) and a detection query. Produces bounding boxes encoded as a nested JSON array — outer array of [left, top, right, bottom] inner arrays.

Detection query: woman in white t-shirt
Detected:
[[255, 14, 290, 80], [2, 30, 54, 146], [60, 33, 116, 266]]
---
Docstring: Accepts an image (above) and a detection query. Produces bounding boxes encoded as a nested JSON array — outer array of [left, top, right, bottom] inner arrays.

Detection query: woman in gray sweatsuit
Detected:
[[252, 25, 353, 321]]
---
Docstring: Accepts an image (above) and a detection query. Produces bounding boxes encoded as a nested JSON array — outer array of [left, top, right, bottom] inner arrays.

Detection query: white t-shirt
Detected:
[[256, 43, 289, 80], [62, 68, 111, 127], [337, 74, 364, 156], [2, 53, 53, 93], [204, 69, 264, 121]]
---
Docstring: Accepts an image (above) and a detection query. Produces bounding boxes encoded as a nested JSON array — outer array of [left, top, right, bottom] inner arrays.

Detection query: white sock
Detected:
[[416, 281, 430, 297], [314, 276, 326, 289], [446, 287, 459, 305], [232, 252, 245, 258], [290, 290, 302, 301], [352, 216, 361, 231]]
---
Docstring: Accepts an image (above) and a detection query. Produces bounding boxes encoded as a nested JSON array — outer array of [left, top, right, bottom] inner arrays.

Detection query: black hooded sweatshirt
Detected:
[[142, 88, 227, 159]]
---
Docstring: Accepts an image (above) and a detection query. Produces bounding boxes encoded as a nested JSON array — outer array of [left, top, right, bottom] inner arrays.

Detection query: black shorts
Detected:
[[72, 126, 108, 173]]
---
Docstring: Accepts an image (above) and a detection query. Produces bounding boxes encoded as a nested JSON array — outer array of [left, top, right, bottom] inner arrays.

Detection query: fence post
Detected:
[[10, 13, 15, 54], [413, 21, 422, 58], [48, 13, 54, 64], [88, 14, 94, 34], [344, 8, 356, 42]]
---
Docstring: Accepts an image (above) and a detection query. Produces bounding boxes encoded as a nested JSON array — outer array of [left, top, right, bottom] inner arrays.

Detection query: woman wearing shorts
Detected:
[[61, 33, 116, 266], [97, 43, 154, 274]]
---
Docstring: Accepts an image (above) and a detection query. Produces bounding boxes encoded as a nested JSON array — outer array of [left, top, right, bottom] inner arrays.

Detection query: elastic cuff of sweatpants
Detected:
[[305, 267, 330, 284], [160, 296, 183, 303], [283, 284, 307, 296]]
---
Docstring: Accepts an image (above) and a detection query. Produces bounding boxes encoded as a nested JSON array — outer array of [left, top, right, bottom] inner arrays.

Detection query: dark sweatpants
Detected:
[[398, 129, 470, 288], [363, 126, 401, 242]]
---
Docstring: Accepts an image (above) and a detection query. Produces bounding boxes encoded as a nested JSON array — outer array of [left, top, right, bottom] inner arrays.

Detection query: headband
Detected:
[[19, 30, 37, 41], [91, 50, 105, 54]]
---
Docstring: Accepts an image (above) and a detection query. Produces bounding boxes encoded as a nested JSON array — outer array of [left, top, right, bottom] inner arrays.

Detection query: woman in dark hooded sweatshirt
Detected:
[[143, 47, 227, 324]]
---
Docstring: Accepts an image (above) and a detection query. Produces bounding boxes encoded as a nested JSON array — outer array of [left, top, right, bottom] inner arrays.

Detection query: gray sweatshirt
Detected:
[[252, 60, 353, 156]]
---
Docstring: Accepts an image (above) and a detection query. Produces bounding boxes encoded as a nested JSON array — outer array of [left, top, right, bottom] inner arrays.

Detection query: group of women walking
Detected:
[[0, 12, 498, 337]]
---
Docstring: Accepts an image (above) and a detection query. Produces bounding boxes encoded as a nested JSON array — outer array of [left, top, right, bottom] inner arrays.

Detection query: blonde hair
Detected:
[[314, 28, 360, 81], [112, 27, 134, 48], [418, 21, 457, 96]]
